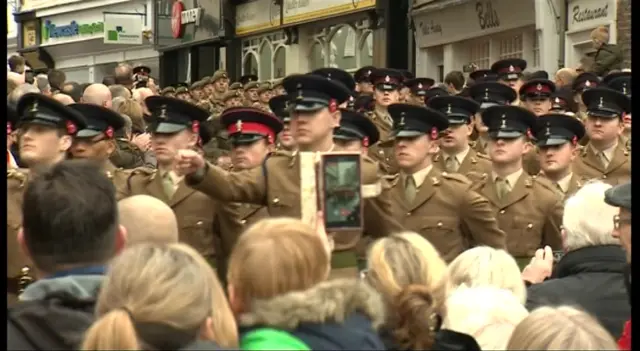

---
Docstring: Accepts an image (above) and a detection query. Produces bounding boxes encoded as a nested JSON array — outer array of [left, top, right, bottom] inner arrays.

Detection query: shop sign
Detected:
[[236, 0, 282, 36], [171, 1, 203, 38], [282, 0, 376, 25], [413, 0, 534, 48], [567, 0, 615, 32], [104, 12, 144, 45], [42, 19, 104, 44], [20, 0, 82, 12]]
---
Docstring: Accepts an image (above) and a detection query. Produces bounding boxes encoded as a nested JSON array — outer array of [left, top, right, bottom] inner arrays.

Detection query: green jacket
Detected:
[[592, 43, 623, 76], [241, 328, 310, 350]]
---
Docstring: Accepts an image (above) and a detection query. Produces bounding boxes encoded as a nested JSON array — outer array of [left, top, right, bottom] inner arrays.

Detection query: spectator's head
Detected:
[[444, 71, 465, 94], [590, 25, 610, 49], [61, 81, 82, 102], [8, 55, 26, 74], [132, 87, 155, 115], [115, 98, 145, 134], [507, 306, 617, 350], [365, 232, 449, 350], [34, 74, 52, 96], [111, 96, 127, 112], [443, 286, 528, 350], [227, 218, 331, 313], [117, 113, 133, 139], [604, 181, 632, 262], [102, 75, 116, 86], [554, 67, 578, 89], [52, 93, 75, 105], [562, 181, 619, 253], [7, 71, 25, 86], [448, 246, 526, 304], [8, 77, 19, 96], [81, 243, 238, 350], [8, 83, 40, 105], [114, 63, 134, 87], [82, 83, 113, 109], [109, 84, 132, 100], [19, 160, 126, 276], [117, 195, 179, 246], [47, 69, 66, 92]]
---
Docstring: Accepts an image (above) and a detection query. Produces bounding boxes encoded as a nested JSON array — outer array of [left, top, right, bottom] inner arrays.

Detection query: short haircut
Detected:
[[47, 69, 66, 91], [8, 83, 40, 104], [114, 63, 133, 85], [563, 180, 620, 252], [22, 160, 119, 270], [109, 84, 131, 100], [35, 75, 51, 93], [8, 55, 26, 72], [102, 76, 116, 86], [444, 71, 465, 91]]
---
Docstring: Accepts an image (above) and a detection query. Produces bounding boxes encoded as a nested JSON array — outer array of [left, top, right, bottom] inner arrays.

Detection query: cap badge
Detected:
[[500, 114, 507, 129], [554, 97, 561, 104], [536, 84, 542, 91], [545, 122, 551, 136], [598, 97, 604, 108], [236, 119, 243, 132], [509, 65, 515, 72], [399, 112, 406, 127], [366, 70, 371, 76], [159, 105, 168, 119], [446, 104, 452, 114], [384, 75, 390, 83], [585, 80, 592, 87], [418, 83, 423, 89], [327, 73, 332, 79], [622, 84, 628, 95], [29, 101, 39, 115], [297, 86, 304, 101], [484, 88, 490, 99]]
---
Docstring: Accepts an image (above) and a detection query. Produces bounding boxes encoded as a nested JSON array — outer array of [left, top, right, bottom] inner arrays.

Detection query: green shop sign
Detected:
[[42, 20, 104, 41]]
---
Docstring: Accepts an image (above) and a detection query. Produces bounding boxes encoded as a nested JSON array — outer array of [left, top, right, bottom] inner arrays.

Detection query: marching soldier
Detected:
[[269, 94, 297, 152], [254, 82, 273, 112], [160, 86, 176, 97], [549, 88, 579, 116], [221, 90, 245, 109], [404, 78, 435, 106], [384, 103, 506, 262], [366, 68, 404, 174], [190, 80, 206, 101], [354, 66, 376, 95], [121, 96, 239, 268], [175, 84, 191, 101], [427, 95, 492, 175], [534, 113, 587, 198], [176, 74, 404, 279], [271, 78, 285, 96], [68, 103, 131, 197], [210, 70, 230, 103], [572, 87, 631, 186], [491, 58, 527, 104], [468, 81, 517, 154], [519, 79, 556, 117], [468, 105, 563, 269], [8, 93, 88, 305], [243, 81, 260, 107]]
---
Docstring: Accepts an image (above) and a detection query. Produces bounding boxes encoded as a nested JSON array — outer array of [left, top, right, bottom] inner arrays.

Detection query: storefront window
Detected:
[[469, 39, 491, 69], [499, 34, 523, 60], [309, 19, 373, 72], [532, 29, 540, 67], [61, 68, 90, 84], [241, 31, 288, 81]]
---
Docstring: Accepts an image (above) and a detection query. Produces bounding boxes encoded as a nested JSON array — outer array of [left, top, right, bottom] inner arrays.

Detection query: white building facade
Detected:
[[564, 0, 617, 68], [8, 0, 20, 60], [412, 0, 564, 81]]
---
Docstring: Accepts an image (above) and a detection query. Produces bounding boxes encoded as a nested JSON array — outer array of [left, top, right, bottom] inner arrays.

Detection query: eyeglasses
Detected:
[[613, 215, 632, 229]]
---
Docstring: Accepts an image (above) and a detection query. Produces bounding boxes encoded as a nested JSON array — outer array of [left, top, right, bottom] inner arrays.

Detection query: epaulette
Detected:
[[441, 171, 472, 185], [531, 175, 559, 194], [465, 171, 488, 183], [127, 167, 157, 191], [475, 151, 491, 160], [7, 168, 29, 187], [381, 173, 400, 189]]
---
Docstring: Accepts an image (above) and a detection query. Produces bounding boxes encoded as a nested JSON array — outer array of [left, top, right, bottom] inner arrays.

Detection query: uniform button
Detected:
[[196, 221, 203, 226], [406, 212, 411, 216], [527, 223, 533, 229], [378, 150, 384, 155], [437, 222, 443, 227], [499, 210, 506, 214], [272, 197, 280, 204], [241, 219, 247, 225], [602, 175, 607, 179]]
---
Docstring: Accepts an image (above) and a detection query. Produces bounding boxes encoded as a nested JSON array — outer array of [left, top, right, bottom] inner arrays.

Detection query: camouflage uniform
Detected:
[[255, 82, 273, 112], [110, 138, 150, 169], [210, 70, 229, 103], [243, 81, 260, 106]]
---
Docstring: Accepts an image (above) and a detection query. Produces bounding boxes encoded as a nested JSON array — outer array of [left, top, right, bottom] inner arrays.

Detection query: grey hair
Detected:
[[111, 96, 128, 112], [35, 75, 51, 93], [8, 83, 40, 104]]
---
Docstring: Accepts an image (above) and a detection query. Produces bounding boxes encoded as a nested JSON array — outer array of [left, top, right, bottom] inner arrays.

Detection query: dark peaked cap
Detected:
[[519, 79, 556, 99], [16, 93, 87, 135], [68, 103, 125, 138], [268, 95, 291, 122], [311, 68, 356, 92], [469, 82, 517, 109], [604, 182, 631, 210], [608, 76, 631, 97], [221, 107, 283, 145], [534, 114, 586, 147], [405, 78, 436, 96], [370, 68, 404, 90], [582, 87, 630, 117], [491, 58, 527, 80], [428, 95, 480, 125], [572, 72, 600, 92], [602, 71, 631, 86], [145, 96, 209, 134], [282, 74, 351, 112], [334, 108, 379, 146], [133, 65, 151, 75], [354, 66, 376, 83], [7, 103, 18, 133], [482, 105, 537, 139], [469, 69, 496, 82], [388, 103, 449, 138]]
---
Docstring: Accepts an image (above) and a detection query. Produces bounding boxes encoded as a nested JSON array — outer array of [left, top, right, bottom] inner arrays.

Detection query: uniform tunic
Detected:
[[365, 110, 398, 174], [432, 146, 492, 175], [573, 140, 631, 186]]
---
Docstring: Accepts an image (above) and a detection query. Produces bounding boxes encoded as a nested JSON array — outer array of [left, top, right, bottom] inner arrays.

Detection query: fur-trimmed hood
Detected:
[[238, 278, 386, 350]]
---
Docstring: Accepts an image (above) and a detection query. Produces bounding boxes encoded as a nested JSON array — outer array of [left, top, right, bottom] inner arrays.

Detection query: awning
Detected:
[[412, 0, 474, 16]]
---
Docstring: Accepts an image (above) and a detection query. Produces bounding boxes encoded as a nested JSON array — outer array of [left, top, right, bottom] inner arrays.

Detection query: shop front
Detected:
[[412, 0, 562, 81], [18, 0, 157, 83], [564, 0, 617, 69], [154, 0, 225, 86], [234, 0, 381, 81]]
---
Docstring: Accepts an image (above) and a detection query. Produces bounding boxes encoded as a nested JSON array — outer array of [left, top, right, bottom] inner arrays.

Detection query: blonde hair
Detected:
[[448, 246, 526, 304], [116, 98, 145, 133], [365, 232, 449, 350], [81, 243, 238, 350], [443, 286, 528, 350], [590, 25, 610, 44], [507, 305, 617, 350], [227, 218, 330, 305]]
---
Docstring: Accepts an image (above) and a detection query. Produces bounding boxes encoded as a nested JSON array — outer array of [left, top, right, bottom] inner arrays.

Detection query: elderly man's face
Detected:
[[612, 208, 632, 262]]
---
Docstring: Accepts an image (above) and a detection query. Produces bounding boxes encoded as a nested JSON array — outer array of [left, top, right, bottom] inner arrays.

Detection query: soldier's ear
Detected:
[[17, 228, 31, 262], [331, 109, 342, 128], [227, 284, 244, 316], [115, 224, 128, 255]]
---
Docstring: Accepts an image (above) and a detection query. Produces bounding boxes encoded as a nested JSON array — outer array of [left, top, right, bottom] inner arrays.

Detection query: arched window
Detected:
[[308, 19, 373, 72], [259, 39, 272, 80], [241, 31, 288, 81], [243, 51, 259, 77], [273, 45, 287, 79]]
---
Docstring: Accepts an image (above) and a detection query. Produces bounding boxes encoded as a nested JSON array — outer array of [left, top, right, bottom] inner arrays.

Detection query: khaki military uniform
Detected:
[[387, 168, 506, 262], [572, 141, 631, 186], [186, 150, 405, 279], [537, 172, 585, 199], [472, 138, 489, 154], [523, 147, 541, 175], [365, 110, 397, 174], [432, 148, 492, 175], [110, 138, 147, 169], [468, 171, 564, 267]]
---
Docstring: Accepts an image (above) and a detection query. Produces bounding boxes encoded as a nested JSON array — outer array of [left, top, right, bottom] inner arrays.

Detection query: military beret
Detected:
[[160, 86, 176, 95], [257, 82, 272, 94], [229, 82, 243, 91], [222, 90, 244, 102], [604, 182, 631, 210], [212, 70, 229, 82], [272, 78, 284, 88], [244, 81, 260, 90]]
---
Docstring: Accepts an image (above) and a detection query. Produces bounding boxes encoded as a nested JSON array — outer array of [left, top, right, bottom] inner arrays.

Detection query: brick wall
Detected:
[[616, 0, 631, 68]]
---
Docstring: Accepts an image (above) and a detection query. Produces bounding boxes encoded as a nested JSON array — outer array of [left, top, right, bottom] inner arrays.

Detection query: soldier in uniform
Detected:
[[399, 70, 415, 103], [468, 105, 564, 269], [384, 103, 506, 262], [423, 86, 450, 105], [229, 81, 244, 93], [7, 104, 19, 169], [175, 84, 191, 101], [354, 66, 376, 95], [67, 103, 130, 196], [572, 87, 631, 186], [177, 74, 404, 279], [254, 82, 273, 112], [221, 90, 245, 109], [271, 78, 285, 96], [366, 68, 405, 174], [190, 80, 206, 101], [210, 70, 230, 103], [121, 96, 236, 268], [427, 95, 492, 175], [534, 113, 587, 198], [269, 94, 297, 152], [160, 86, 176, 97], [549, 88, 579, 116], [7, 93, 88, 304], [404, 78, 435, 106], [605, 72, 631, 142], [468, 82, 518, 154], [243, 81, 260, 107], [519, 79, 556, 117], [491, 58, 527, 104]]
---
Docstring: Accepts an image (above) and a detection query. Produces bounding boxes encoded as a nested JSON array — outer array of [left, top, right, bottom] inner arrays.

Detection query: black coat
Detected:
[[379, 328, 481, 351], [526, 245, 630, 337]]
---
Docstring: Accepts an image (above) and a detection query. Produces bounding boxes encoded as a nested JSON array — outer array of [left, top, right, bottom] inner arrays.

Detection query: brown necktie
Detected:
[[598, 152, 609, 168], [405, 176, 417, 203], [445, 156, 459, 172], [555, 182, 565, 194], [162, 172, 175, 199], [495, 177, 509, 200]]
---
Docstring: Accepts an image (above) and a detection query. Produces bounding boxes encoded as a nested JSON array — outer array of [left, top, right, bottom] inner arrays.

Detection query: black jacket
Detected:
[[526, 245, 630, 337], [380, 328, 481, 351]]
